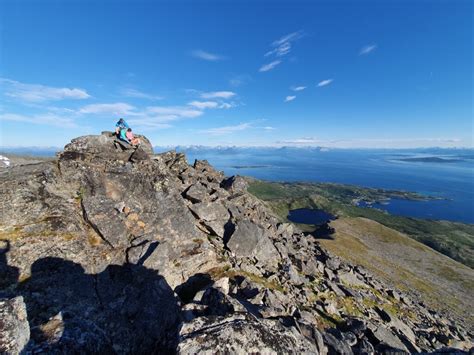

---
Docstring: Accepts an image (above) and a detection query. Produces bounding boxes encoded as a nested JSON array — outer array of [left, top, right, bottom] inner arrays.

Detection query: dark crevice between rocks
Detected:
[[136, 241, 159, 266], [180, 318, 247, 341], [175, 273, 213, 304], [80, 200, 115, 249], [222, 219, 236, 250]]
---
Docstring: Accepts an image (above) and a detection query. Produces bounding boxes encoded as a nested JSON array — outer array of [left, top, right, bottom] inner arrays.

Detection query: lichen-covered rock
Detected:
[[0, 297, 30, 354], [178, 315, 318, 354]]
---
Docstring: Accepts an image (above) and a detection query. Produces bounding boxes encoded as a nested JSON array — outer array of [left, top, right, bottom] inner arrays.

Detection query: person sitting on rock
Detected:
[[115, 118, 129, 136], [126, 128, 141, 146], [118, 127, 131, 145]]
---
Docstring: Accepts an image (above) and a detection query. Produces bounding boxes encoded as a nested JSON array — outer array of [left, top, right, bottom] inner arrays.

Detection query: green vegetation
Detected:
[[248, 180, 474, 268], [207, 265, 286, 293]]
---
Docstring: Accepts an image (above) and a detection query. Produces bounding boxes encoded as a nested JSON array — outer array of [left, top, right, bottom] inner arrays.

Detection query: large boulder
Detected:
[[178, 315, 318, 354], [227, 220, 280, 268], [221, 175, 248, 194], [189, 201, 230, 237]]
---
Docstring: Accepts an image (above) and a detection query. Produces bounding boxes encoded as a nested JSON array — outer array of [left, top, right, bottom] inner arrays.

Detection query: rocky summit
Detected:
[[0, 132, 472, 354]]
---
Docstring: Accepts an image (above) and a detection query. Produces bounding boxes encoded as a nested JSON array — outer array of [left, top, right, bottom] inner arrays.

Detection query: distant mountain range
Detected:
[[1, 145, 473, 158]]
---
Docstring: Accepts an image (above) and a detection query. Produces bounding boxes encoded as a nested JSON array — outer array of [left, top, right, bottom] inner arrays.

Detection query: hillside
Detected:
[[0, 132, 472, 354], [322, 218, 474, 328], [247, 180, 474, 268]]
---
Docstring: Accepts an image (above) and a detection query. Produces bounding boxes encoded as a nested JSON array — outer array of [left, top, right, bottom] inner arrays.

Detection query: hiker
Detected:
[[118, 127, 131, 144], [115, 118, 129, 136], [126, 128, 140, 146]]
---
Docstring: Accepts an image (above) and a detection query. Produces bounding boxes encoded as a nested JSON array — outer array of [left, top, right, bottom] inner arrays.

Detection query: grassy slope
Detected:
[[323, 217, 474, 326], [247, 180, 474, 268]]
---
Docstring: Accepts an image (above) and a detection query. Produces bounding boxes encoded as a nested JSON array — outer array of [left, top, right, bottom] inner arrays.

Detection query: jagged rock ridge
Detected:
[[0, 132, 472, 354]]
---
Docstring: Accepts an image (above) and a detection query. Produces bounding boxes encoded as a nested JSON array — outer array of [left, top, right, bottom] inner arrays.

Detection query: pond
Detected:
[[287, 208, 335, 225]]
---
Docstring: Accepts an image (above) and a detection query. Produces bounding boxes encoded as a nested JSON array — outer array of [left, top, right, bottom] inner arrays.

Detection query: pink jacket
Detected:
[[126, 131, 134, 141]]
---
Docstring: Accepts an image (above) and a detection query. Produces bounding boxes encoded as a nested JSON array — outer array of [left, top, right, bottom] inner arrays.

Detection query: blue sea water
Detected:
[[170, 147, 474, 224]]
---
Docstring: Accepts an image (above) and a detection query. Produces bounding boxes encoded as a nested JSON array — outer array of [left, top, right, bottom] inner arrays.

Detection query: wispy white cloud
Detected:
[[359, 44, 377, 55], [145, 106, 203, 121], [263, 126, 276, 131], [200, 91, 236, 99], [317, 79, 333, 87], [278, 137, 323, 145], [120, 88, 163, 100], [284, 95, 296, 102], [188, 100, 235, 110], [259, 60, 282, 72], [1, 78, 90, 103], [291, 86, 306, 92], [201, 123, 252, 136], [229, 74, 252, 87], [191, 49, 225, 62], [188, 101, 219, 109], [0, 112, 78, 128], [265, 30, 304, 58], [218, 102, 235, 109], [79, 103, 136, 116]]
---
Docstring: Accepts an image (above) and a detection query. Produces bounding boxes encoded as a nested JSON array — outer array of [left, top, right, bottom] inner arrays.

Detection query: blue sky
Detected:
[[0, 0, 472, 148]]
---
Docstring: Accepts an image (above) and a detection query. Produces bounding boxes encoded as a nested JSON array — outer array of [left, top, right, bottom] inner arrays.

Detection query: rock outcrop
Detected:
[[0, 132, 472, 354]]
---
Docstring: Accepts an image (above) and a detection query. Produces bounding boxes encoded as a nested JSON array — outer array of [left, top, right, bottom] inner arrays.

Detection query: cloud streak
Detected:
[[265, 30, 304, 58], [260, 30, 304, 72], [1, 78, 90, 103], [200, 91, 236, 99], [359, 44, 377, 55], [317, 79, 333, 87], [259, 60, 282, 72], [0, 112, 78, 128], [201, 123, 252, 136], [284, 95, 296, 102], [291, 86, 306, 92], [120, 88, 163, 100], [79, 103, 136, 116], [191, 49, 225, 61], [187, 101, 219, 109]]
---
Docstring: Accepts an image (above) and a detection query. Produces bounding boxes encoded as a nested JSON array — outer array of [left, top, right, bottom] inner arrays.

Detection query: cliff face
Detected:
[[0, 132, 472, 354]]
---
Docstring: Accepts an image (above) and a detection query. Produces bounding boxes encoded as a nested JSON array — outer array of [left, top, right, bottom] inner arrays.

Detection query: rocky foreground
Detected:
[[0, 133, 472, 354]]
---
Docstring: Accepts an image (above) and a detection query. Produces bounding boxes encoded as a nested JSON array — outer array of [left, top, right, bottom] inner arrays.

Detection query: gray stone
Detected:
[[323, 331, 354, 355], [184, 184, 210, 203], [354, 338, 375, 355], [327, 281, 346, 297], [221, 175, 249, 193], [178, 315, 318, 354], [0, 297, 30, 354], [370, 325, 409, 352], [338, 271, 367, 287], [129, 146, 150, 162], [189, 201, 230, 237], [227, 220, 280, 269]]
